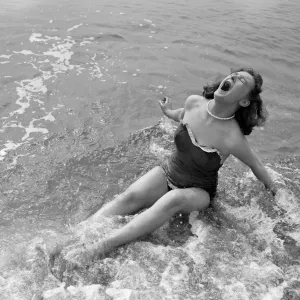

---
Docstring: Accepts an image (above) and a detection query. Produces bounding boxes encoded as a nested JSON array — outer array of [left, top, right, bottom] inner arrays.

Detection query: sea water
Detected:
[[0, 0, 299, 299]]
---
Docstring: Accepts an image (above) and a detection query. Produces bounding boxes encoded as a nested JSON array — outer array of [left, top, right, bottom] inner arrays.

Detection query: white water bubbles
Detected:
[[13, 77, 47, 116], [43, 37, 76, 74], [0, 74, 50, 161], [0, 141, 23, 161], [149, 142, 172, 162], [0, 32, 98, 162], [29, 33, 60, 43], [67, 23, 83, 33]]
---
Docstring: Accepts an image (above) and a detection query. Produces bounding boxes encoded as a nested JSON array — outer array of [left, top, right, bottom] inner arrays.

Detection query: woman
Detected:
[[62, 67, 277, 268]]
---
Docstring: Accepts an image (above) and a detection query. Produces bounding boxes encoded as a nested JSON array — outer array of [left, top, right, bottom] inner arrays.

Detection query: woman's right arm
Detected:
[[159, 97, 185, 122]]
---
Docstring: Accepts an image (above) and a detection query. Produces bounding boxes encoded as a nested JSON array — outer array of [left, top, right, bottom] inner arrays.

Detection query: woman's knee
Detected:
[[184, 188, 210, 211], [159, 188, 210, 214], [119, 187, 143, 208], [160, 190, 185, 213]]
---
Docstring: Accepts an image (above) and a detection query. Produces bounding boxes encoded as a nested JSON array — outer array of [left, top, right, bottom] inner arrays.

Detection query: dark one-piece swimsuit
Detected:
[[162, 121, 223, 199]]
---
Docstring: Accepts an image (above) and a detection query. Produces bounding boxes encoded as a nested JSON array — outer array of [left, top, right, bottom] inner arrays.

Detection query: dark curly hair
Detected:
[[202, 68, 268, 135]]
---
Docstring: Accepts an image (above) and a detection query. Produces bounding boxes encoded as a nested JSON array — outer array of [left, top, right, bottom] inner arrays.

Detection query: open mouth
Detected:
[[220, 80, 231, 92]]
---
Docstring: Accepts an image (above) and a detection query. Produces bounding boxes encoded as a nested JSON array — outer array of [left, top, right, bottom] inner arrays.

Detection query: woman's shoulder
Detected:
[[185, 95, 207, 109], [186, 94, 207, 102]]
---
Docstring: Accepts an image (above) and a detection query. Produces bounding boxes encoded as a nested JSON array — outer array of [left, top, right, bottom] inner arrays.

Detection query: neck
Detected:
[[209, 99, 236, 119]]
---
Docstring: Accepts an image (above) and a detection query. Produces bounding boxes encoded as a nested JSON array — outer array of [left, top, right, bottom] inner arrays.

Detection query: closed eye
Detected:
[[231, 73, 247, 85], [238, 76, 247, 85]]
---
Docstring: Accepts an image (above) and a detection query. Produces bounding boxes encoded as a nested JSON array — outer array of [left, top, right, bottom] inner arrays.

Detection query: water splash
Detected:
[[0, 122, 299, 299]]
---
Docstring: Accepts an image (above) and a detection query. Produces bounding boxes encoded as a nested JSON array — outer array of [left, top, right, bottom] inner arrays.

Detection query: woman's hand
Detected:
[[158, 97, 185, 122], [265, 182, 278, 197], [159, 96, 172, 112]]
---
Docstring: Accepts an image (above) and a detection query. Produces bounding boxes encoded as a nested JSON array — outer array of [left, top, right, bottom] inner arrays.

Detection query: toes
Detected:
[[46, 238, 69, 258], [49, 243, 64, 258]]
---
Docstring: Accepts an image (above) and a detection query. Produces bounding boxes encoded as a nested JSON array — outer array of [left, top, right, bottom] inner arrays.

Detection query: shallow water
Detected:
[[0, 0, 299, 299]]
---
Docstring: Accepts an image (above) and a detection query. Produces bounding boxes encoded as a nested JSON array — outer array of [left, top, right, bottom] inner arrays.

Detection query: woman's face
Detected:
[[214, 71, 255, 105]]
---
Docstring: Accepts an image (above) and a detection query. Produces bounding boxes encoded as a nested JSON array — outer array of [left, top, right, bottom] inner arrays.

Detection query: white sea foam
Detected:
[[184, 213, 210, 265], [10, 77, 47, 116], [67, 23, 83, 32], [223, 282, 250, 300], [53, 104, 65, 110], [288, 230, 300, 246], [13, 87, 31, 115], [160, 257, 190, 296], [8, 153, 29, 167], [29, 33, 48, 43], [0, 141, 23, 161], [149, 142, 172, 159], [90, 63, 103, 79], [45, 35, 60, 41], [261, 282, 287, 300], [106, 288, 132, 299], [79, 40, 92, 46], [43, 38, 75, 73], [41, 112, 55, 122], [0, 54, 12, 59], [29, 33, 61, 43], [159, 118, 176, 135], [21, 119, 48, 141], [220, 198, 283, 252], [275, 189, 300, 229], [2, 118, 49, 142], [14, 50, 38, 56]]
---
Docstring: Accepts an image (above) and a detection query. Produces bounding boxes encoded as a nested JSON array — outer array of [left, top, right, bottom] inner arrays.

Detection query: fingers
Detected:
[[159, 96, 170, 107], [266, 183, 278, 197], [162, 96, 168, 103]]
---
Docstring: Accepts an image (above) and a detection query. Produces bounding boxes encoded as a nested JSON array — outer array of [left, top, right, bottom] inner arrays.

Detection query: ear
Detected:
[[239, 98, 250, 107]]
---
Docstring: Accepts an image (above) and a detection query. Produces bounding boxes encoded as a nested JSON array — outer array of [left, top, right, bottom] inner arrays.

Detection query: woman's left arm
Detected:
[[228, 134, 277, 195]]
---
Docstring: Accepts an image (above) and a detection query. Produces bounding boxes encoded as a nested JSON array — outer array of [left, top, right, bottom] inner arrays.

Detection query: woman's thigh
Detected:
[[175, 187, 211, 213], [125, 166, 169, 208]]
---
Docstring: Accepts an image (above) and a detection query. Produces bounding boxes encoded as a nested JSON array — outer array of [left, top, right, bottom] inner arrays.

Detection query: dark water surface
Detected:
[[0, 0, 299, 299]]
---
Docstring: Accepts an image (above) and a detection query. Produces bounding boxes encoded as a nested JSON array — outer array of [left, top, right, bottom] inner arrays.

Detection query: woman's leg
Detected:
[[106, 187, 210, 249], [64, 187, 210, 267], [47, 167, 168, 259], [90, 166, 169, 221]]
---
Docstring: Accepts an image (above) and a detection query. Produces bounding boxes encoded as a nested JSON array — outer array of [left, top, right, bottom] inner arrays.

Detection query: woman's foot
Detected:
[[63, 239, 112, 270], [45, 234, 76, 258]]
